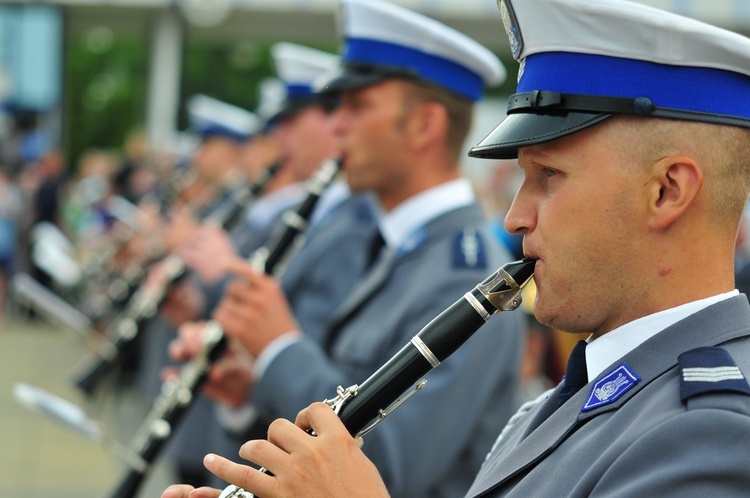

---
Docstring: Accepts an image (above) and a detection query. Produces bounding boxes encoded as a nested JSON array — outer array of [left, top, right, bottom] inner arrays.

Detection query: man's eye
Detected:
[[544, 168, 557, 177]]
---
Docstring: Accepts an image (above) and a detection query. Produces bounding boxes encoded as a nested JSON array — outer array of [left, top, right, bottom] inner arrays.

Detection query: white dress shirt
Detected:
[[585, 290, 739, 381]]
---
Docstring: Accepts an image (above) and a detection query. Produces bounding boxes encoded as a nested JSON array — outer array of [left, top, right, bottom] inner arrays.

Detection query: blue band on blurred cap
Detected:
[[195, 123, 248, 141], [286, 84, 314, 98], [344, 37, 484, 101], [519, 52, 750, 120]]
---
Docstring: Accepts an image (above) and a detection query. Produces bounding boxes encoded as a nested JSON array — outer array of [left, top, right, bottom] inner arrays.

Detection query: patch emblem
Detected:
[[678, 347, 750, 402], [582, 363, 640, 412], [452, 227, 487, 269], [498, 0, 523, 60]]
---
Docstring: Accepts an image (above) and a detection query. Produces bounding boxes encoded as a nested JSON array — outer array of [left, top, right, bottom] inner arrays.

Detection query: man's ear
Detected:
[[648, 155, 703, 230], [407, 102, 447, 152]]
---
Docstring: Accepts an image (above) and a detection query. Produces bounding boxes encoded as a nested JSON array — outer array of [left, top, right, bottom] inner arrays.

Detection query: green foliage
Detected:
[[178, 39, 275, 129], [64, 30, 147, 169], [63, 31, 279, 171]]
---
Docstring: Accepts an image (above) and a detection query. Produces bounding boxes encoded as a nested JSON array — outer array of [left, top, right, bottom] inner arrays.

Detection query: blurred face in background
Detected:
[[240, 133, 282, 180], [191, 136, 243, 184], [273, 104, 340, 182]]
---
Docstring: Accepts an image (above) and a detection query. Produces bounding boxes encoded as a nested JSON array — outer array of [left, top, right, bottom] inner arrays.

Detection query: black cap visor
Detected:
[[315, 62, 421, 95], [469, 111, 613, 160], [267, 95, 340, 128]]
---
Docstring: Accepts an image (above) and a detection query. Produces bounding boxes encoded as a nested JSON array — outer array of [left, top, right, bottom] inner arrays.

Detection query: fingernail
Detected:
[[204, 453, 216, 465]]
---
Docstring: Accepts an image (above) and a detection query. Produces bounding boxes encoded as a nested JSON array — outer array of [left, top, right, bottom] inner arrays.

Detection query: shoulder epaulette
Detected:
[[678, 347, 750, 403]]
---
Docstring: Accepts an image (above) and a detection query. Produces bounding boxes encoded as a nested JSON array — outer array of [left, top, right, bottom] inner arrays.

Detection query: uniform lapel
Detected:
[[467, 296, 750, 497], [466, 384, 586, 497], [324, 246, 398, 348], [322, 204, 483, 350]]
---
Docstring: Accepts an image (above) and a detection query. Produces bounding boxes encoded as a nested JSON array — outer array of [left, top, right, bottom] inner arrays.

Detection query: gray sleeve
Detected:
[[589, 409, 750, 497]]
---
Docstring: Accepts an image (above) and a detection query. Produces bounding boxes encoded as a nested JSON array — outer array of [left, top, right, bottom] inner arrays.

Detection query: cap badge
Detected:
[[498, 0, 523, 60]]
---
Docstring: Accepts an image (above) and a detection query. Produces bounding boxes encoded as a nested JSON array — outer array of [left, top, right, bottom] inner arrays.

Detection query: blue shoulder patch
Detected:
[[452, 227, 488, 269], [678, 347, 750, 403], [582, 363, 640, 412]]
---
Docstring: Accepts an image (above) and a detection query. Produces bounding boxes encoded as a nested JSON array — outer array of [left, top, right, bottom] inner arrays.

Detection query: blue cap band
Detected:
[[286, 84, 314, 98], [344, 37, 484, 101], [519, 52, 750, 121], [195, 124, 249, 141]]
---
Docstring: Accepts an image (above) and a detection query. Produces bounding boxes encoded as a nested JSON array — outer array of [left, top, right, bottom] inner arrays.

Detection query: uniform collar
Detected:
[[309, 180, 351, 226], [376, 177, 475, 251], [246, 182, 307, 228], [585, 290, 739, 382]]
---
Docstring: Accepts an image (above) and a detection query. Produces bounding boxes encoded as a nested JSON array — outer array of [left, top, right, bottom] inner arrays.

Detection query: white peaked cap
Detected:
[[268, 43, 341, 124], [271, 42, 340, 92], [255, 77, 287, 125], [317, 0, 505, 101], [187, 94, 260, 141], [505, 0, 750, 77], [470, 0, 750, 159]]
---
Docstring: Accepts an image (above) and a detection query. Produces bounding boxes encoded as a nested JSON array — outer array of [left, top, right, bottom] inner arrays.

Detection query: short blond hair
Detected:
[[612, 116, 750, 223]]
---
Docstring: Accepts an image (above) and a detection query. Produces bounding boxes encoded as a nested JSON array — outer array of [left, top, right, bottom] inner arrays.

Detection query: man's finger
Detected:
[[161, 484, 196, 498], [187, 486, 223, 498], [225, 258, 259, 280], [204, 453, 279, 498], [294, 402, 345, 436]]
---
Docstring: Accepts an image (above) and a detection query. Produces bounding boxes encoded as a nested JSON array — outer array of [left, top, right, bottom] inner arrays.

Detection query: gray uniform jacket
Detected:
[[466, 295, 750, 497], [164, 194, 303, 482], [280, 192, 377, 340], [251, 202, 525, 498]]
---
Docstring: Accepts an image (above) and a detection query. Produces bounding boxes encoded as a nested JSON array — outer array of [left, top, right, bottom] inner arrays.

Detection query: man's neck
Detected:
[[378, 166, 460, 212]]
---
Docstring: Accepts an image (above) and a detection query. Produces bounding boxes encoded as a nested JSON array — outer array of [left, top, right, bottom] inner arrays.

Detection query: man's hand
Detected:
[[160, 278, 206, 326], [165, 321, 256, 407], [203, 402, 390, 498], [212, 260, 300, 357], [161, 484, 221, 498], [176, 222, 239, 285], [164, 203, 199, 251]]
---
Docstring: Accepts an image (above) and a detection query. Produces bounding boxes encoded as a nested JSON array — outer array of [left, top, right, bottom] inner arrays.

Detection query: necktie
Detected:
[[365, 229, 386, 269], [555, 340, 588, 410]]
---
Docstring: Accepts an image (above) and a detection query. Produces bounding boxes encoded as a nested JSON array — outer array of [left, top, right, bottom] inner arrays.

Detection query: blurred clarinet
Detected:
[[137, 162, 200, 217], [104, 158, 342, 498], [80, 165, 200, 320], [219, 257, 536, 498], [92, 162, 283, 323], [74, 162, 282, 395]]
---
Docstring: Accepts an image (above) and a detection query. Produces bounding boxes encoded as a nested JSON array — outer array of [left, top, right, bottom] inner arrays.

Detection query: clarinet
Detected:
[[74, 162, 283, 395], [96, 162, 283, 321], [218, 257, 536, 498], [104, 158, 342, 498], [80, 165, 200, 321]]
